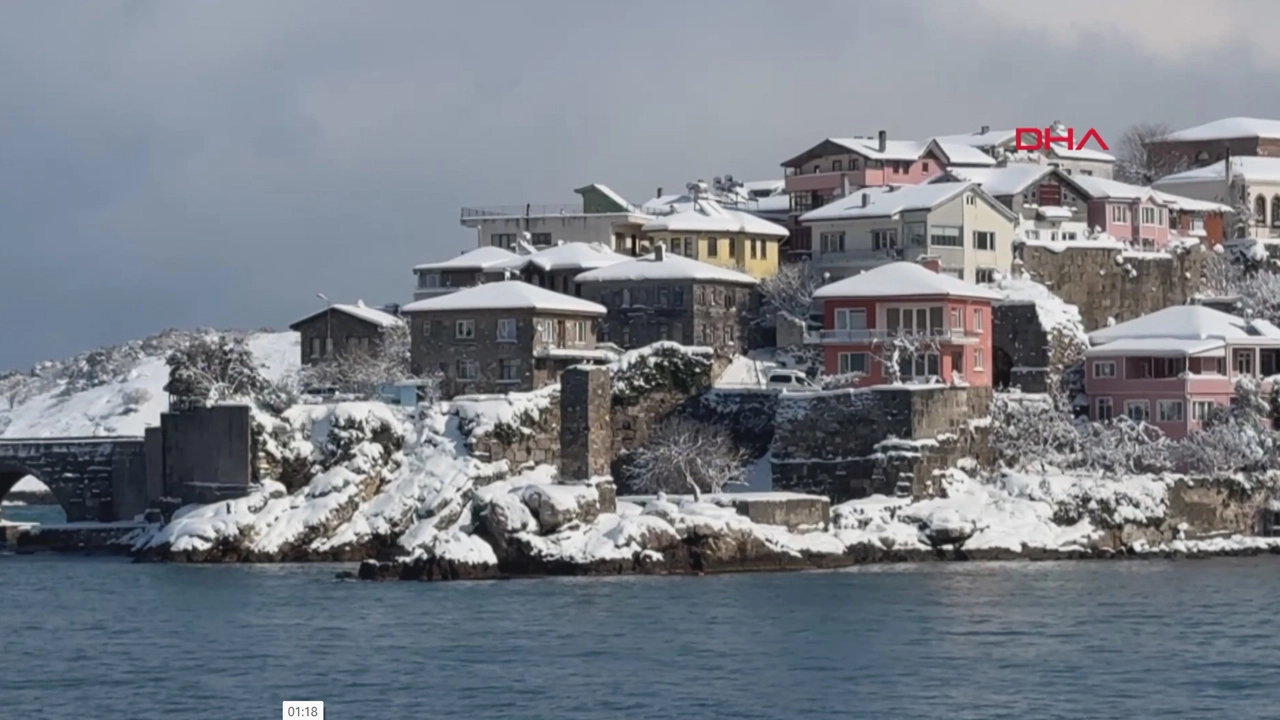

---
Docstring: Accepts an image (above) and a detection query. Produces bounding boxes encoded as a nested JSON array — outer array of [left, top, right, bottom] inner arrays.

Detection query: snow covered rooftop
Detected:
[[1165, 117, 1280, 142], [1150, 189, 1231, 213], [1068, 175, 1152, 201], [813, 261, 1002, 300], [799, 182, 977, 222], [641, 198, 788, 237], [1045, 144, 1116, 163], [291, 301, 403, 330], [929, 128, 1017, 148], [942, 165, 1051, 196], [828, 137, 924, 162], [1084, 337, 1226, 358], [412, 246, 523, 272], [1037, 206, 1074, 220], [522, 242, 630, 271], [926, 140, 997, 167], [574, 251, 758, 285], [1156, 157, 1280, 185], [400, 280, 607, 315], [1088, 305, 1260, 345]]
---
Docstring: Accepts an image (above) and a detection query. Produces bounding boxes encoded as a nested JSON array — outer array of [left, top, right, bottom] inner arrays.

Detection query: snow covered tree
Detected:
[[165, 335, 270, 408], [0, 370, 32, 410], [1115, 122, 1188, 185], [758, 260, 817, 322], [623, 416, 748, 500], [1202, 252, 1280, 325], [990, 392, 1081, 472], [870, 334, 941, 385], [302, 323, 412, 398]]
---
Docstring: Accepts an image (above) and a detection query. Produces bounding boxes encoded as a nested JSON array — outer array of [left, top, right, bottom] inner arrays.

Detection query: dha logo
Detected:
[[1015, 127, 1109, 152]]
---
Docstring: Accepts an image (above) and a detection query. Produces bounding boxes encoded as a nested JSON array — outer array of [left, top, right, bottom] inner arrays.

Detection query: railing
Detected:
[[0, 435, 143, 443], [813, 328, 976, 343], [460, 204, 586, 219]]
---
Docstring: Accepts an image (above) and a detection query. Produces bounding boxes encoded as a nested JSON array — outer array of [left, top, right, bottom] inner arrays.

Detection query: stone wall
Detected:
[[0, 438, 147, 522], [157, 404, 253, 506], [467, 397, 563, 471], [559, 368, 612, 481], [1018, 243, 1205, 332], [992, 303, 1049, 392]]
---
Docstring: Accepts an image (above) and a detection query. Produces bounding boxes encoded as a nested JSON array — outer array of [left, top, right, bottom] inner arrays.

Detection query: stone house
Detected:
[[516, 241, 630, 297], [288, 301, 404, 366], [574, 246, 759, 357], [1146, 117, 1280, 170], [400, 280, 610, 397], [1155, 157, 1280, 240]]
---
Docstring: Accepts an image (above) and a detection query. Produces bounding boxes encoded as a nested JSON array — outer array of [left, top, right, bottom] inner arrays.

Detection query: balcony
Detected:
[[808, 328, 978, 344], [784, 171, 868, 194], [460, 204, 584, 220]]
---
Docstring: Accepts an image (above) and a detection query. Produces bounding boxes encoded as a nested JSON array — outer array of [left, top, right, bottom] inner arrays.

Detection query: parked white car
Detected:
[[764, 369, 819, 392]]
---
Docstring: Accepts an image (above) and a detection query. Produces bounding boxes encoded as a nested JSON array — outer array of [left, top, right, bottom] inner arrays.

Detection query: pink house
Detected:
[[1084, 305, 1280, 439], [810, 259, 999, 387], [781, 133, 949, 216], [1067, 176, 1180, 249]]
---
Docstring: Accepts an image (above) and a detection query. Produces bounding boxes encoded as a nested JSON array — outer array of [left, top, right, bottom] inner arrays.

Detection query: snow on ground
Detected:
[[452, 385, 559, 438], [714, 351, 778, 388]]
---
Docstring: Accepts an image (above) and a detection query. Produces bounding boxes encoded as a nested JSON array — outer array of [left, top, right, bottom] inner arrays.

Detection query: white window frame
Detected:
[[950, 307, 962, 330], [1157, 399, 1185, 422], [838, 352, 868, 375], [974, 268, 996, 284], [1092, 361, 1116, 378], [973, 230, 996, 251], [973, 348, 985, 371], [929, 226, 962, 247], [973, 308, 984, 334], [1192, 400, 1217, 421], [455, 319, 475, 340], [1235, 348, 1255, 376], [1096, 397, 1113, 421], [834, 308, 867, 331], [496, 318, 517, 343], [456, 359, 478, 381], [498, 358, 520, 383], [1124, 400, 1150, 423], [819, 231, 846, 253], [965, 194, 976, 206]]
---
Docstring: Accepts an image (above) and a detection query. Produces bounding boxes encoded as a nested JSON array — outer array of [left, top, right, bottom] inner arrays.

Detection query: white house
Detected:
[[1154, 157, 1280, 239], [460, 183, 654, 255]]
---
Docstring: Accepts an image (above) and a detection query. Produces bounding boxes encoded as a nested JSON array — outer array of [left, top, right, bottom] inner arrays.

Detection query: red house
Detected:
[[811, 259, 999, 386]]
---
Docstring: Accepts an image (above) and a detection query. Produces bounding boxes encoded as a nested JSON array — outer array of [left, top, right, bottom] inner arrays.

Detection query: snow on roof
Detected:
[[1037, 206, 1074, 220], [799, 182, 975, 222], [1156, 157, 1280, 185], [1089, 305, 1253, 345], [1165, 117, 1280, 142], [928, 140, 998, 166], [1045, 144, 1116, 162], [828, 137, 924, 162], [641, 193, 689, 214], [942, 165, 1050, 196], [523, 242, 630, 271], [641, 198, 788, 237], [813, 261, 1002, 300], [400, 280, 606, 315], [413, 246, 523, 272], [291, 301, 403, 330], [574, 251, 758, 285], [991, 274, 1086, 341], [1249, 318, 1280, 338], [930, 129, 1017, 148], [1150, 189, 1230, 213], [741, 179, 785, 194], [1084, 337, 1226, 358], [1068, 175, 1152, 201], [585, 183, 642, 213]]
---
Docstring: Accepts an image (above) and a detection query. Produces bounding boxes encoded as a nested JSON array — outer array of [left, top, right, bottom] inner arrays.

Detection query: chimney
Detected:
[[981, 125, 990, 134], [917, 255, 942, 274], [657, 187, 663, 198], [861, 193, 871, 208], [654, 244, 666, 261], [878, 130, 887, 153]]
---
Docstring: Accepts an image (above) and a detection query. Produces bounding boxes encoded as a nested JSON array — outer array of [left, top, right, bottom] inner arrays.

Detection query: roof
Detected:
[[1068, 175, 1151, 201], [521, 242, 630, 271], [290, 301, 404, 330], [781, 137, 923, 167], [413, 246, 523, 272], [574, 251, 758, 285], [942, 164, 1051, 196], [1084, 337, 1226, 358], [641, 198, 788, 237], [1165, 117, 1280, 143], [929, 129, 1018, 149], [1037, 206, 1074, 219], [1149, 189, 1231, 213], [574, 183, 644, 214], [1045, 144, 1116, 163], [400, 280, 607, 315], [812, 261, 1002, 300], [799, 182, 991, 222], [1155, 157, 1280, 185], [1089, 305, 1254, 345], [926, 140, 998, 167]]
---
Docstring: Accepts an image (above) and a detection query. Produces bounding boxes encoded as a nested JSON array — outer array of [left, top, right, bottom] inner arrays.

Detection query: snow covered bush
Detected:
[[610, 342, 713, 405], [119, 387, 152, 413], [622, 416, 748, 500], [817, 372, 866, 390], [165, 335, 270, 408]]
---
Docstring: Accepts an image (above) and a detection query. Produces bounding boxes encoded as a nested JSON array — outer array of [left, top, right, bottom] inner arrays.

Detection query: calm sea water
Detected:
[[3, 555, 1279, 719]]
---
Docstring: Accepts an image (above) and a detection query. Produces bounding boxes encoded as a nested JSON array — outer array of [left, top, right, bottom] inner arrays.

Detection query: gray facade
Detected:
[[289, 308, 398, 367], [413, 268, 511, 300], [406, 307, 604, 397], [0, 437, 148, 522], [578, 279, 757, 356]]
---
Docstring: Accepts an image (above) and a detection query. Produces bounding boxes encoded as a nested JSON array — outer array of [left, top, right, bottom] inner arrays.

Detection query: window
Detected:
[[496, 318, 517, 342], [838, 352, 868, 374], [724, 290, 736, 309], [673, 288, 685, 307], [929, 226, 962, 247], [905, 222, 926, 246], [973, 348, 985, 371], [531, 232, 552, 245], [707, 238, 719, 257], [421, 320, 431, 338], [833, 160, 843, 172], [750, 238, 758, 259], [812, 164, 820, 174], [950, 307, 962, 329], [1125, 400, 1150, 423], [1080, 169, 1093, 176], [536, 319, 555, 344], [820, 231, 846, 253], [309, 337, 322, 359], [834, 308, 867, 330], [455, 319, 475, 339], [1273, 196, 1280, 227], [1235, 349, 1255, 375], [728, 238, 737, 259], [1092, 361, 1116, 378], [761, 241, 768, 260], [726, 324, 736, 343], [965, 194, 976, 206], [973, 308, 984, 333], [975, 268, 996, 284], [922, 161, 930, 172], [670, 322, 683, 342], [872, 229, 898, 250], [498, 359, 520, 383], [573, 320, 589, 343], [622, 288, 632, 306], [491, 233, 516, 249], [1096, 397, 1113, 421], [1061, 231, 1078, 241], [1024, 229, 1040, 240], [1110, 205, 1128, 223], [456, 360, 478, 381], [1192, 401, 1217, 421], [1256, 195, 1268, 225], [973, 231, 995, 250], [1158, 399, 1185, 422], [1141, 207, 1157, 225], [420, 273, 440, 289]]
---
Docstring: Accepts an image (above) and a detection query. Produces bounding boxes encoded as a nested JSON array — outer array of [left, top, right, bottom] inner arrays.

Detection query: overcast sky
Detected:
[[4, 0, 1280, 369]]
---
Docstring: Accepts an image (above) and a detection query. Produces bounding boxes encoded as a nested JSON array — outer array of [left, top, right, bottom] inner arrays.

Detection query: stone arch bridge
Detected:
[[0, 437, 149, 523]]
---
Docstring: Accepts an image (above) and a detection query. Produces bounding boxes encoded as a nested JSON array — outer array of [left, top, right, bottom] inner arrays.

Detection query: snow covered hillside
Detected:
[[0, 330, 298, 439]]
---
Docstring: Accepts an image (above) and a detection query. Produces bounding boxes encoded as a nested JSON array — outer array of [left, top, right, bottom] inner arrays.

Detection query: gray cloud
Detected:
[[2, 0, 1278, 368]]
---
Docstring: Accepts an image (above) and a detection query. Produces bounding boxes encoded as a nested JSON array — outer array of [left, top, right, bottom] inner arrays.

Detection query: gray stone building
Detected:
[[411, 246, 523, 301], [1146, 117, 1280, 171], [401, 280, 611, 397], [518, 241, 630, 297], [574, 246, 759, 356], [288, 301, 404, 367]]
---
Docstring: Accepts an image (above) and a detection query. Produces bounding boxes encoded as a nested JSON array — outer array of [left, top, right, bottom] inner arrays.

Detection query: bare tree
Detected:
[[758, 260, 817, 322], [165, 335, 269, 407], [870, 334, 941, 385], [624, 416, 748, 501], [0, 371, 32, 410], [301, 323, 412, 398], [1115, 122, 1188, 185]]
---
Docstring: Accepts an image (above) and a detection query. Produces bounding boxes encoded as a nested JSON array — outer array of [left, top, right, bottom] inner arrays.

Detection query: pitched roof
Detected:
[[522, 242, 630, 271], [1150, 189, 1230, 213], [290, 301, 404, 330], [641, 198, 788, 237], [1155, 157, 1280, 185], [413, 246, 523, 272], [1045, 143, 1116, 163], [1068, 176, 1153, 201], [781, 137, 923, 166], [926, 140, 998, 167], [574, 251, 758, 285], [400, 280, 606, 315], [929, 129, 1018, 148], [1165, 117, 1280, 143], [1084, 337, 1226, 358], [800, 182, 996, 222], [942, 164, 1052, 196], [813, 261, 1002, 300], [1088, 305, 1254, 345]]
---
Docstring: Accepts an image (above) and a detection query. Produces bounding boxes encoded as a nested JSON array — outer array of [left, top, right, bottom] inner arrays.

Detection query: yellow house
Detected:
[[641, 198, 787, 278]]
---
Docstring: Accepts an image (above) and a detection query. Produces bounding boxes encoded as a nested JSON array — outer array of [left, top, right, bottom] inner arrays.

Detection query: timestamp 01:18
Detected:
[[282, 700, 324, 719]]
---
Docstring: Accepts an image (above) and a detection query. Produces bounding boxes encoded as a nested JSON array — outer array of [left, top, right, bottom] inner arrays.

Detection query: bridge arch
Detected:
[[0, 461, 73, 523]]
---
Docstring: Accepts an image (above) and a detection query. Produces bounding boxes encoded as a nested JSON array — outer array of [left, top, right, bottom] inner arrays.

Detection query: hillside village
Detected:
[[10, 115, 1280, 576]]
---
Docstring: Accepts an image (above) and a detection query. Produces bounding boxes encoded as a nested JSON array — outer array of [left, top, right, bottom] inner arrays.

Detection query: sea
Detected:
[[2, 508, 1279, 719]]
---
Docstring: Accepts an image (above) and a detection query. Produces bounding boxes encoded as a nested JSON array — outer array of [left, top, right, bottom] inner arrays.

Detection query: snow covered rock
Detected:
[[520, 483, 602, 533]]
